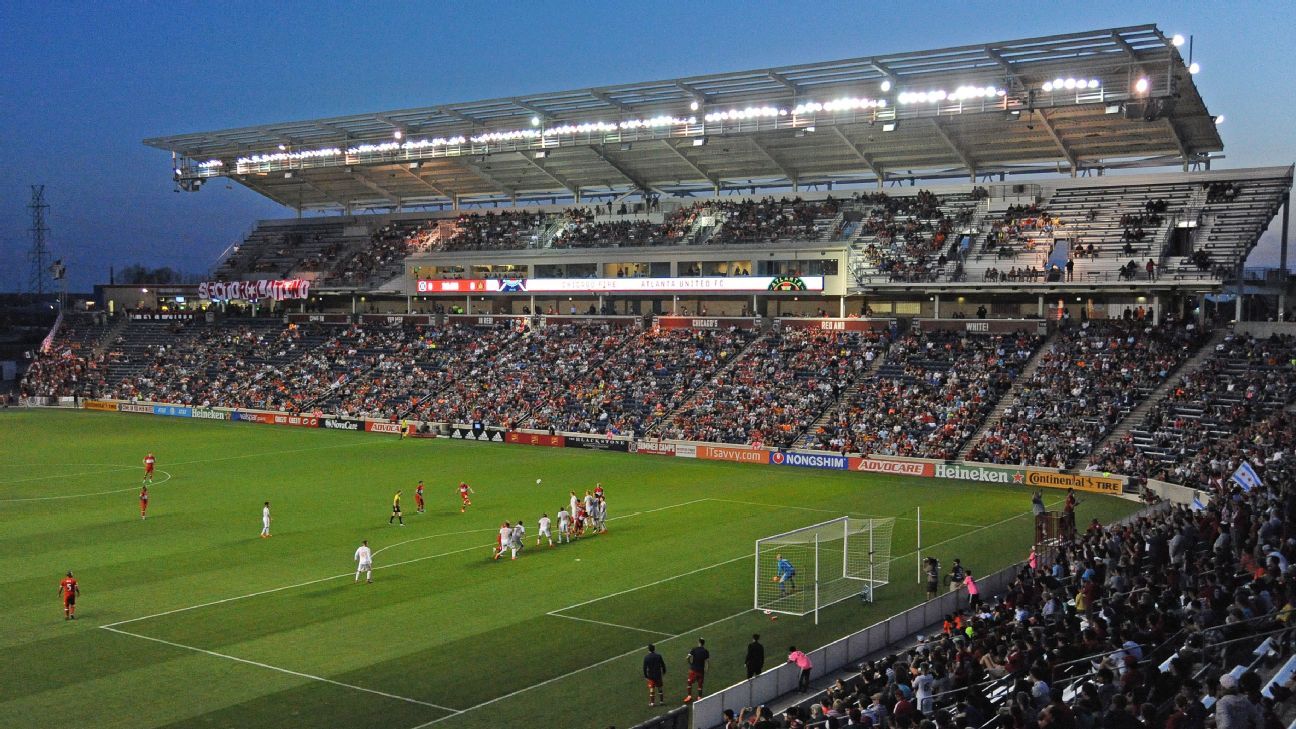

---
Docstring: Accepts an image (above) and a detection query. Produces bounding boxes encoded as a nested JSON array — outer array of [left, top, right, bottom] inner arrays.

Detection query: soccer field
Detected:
[[0, 410, 1140, 729]]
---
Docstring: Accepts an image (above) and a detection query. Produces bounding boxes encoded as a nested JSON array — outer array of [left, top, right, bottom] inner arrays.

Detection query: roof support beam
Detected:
[[347, 169, 401, 205], [589, 89, 632, 113], [1035, 109, 1078, 173], [985, 47, 1026, 92], [675, 80, 706, 105], [870, 60, 899, 86], [294, 177, 346, 207], [587, 145, 652, 191], [748, 136, 796, 184], [396, 166, 454, 199], [659, 140, 719, 187], [439, 107, 479, 126], [1162, 117, 1191, 168], [511, 98, 552, 122], [929, 119, 975, 176], [455, 157, 518, 197], [515, 151, 579, 195], [767, 70, 798, 94], [830, 127, 885, 181]]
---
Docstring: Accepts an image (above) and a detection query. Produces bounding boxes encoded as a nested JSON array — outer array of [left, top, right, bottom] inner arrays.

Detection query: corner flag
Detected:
[[1230, 462, 1262, 492]]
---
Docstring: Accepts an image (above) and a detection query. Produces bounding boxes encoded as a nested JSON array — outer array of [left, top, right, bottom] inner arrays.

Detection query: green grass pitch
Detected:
[[0, 410, 1140, 729]]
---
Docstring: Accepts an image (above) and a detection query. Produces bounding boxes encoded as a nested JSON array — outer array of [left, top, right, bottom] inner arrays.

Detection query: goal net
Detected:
[[754, 516, 895, 622]]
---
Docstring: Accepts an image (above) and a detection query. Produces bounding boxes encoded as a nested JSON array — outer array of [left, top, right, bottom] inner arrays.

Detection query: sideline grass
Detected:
[[0, 410, 1140, 728]]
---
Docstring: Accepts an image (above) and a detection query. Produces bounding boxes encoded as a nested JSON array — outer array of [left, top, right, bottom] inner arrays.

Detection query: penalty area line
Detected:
[[100, 625, 461, 714], [545, 612, 677, 638]]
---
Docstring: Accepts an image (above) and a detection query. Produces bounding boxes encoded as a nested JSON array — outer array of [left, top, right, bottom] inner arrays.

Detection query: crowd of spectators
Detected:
[[435, 210, 549, 252], [984, 204, 1057, 255], [1206, 182, 1242, 204], [329, 222, 423, 286], [762, 457, 1294, 729], [710, 196, 843, 245], [851, 191, 970, 283], [1090, 333, 1296, 483], [528, 327, 758, 436], [659, 329, 888, 448], [807, 331, 1040, 458], [967, 320, 1207, 468]]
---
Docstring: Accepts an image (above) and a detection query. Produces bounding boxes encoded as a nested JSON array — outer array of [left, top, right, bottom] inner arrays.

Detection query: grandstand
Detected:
[[12, 21, 1296, 729]]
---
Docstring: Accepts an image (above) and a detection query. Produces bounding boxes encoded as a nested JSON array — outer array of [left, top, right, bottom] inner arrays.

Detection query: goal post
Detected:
[[754, 516, 895, 623]]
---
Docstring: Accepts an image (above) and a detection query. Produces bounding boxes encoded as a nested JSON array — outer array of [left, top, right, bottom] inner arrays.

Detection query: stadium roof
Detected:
[[148, 24, 1224, 211]]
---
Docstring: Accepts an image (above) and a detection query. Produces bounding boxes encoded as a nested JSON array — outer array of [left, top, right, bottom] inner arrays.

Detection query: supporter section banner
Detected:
[[848, 457, 935, 477], [358, 314, 435, 326], [696, 444, 767, 463], [538, 315, 640, 327], [322, 418, 362, 431], [417, 275, 824, 294], [83, 400, 119, 412], [152, 405, 192, 417], [655, 317, 758, 331], [777, 318, 896, 332], [917, 319, 1050, 336], [199, 279, 311, 302], [1025, 469, 1124, 494], [933, 463, 1025, 484], [563, 434, 630, 452], [446, 425, 505, 441], [507, 431, 566, 448], [446, 315, 525, 327], [286, 313, 352, 325], [129, 312, 200, 321], [769, 451, 849, 470]]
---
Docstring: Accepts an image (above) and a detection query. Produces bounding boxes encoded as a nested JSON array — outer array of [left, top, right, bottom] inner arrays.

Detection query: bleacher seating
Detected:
[[1091, 332, 1296, 482], [967, 320, 1207, 468]]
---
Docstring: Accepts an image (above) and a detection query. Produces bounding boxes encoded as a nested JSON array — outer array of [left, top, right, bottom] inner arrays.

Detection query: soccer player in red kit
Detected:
[[143, 453, 156, 484], [59, 571, 80, 620], [458, 482, 474, 513], [415, 480, 425, 514], [140, 485, 149, 520], [594, 482, 605, 500]]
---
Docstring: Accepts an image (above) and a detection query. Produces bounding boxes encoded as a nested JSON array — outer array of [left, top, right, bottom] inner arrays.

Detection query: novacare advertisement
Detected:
[[769, 451, 849, 470], [934, 463, 1025, 484]]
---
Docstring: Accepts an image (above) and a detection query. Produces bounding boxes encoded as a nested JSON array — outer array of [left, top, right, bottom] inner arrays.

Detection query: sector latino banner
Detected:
[[199, 279, 311, 301]]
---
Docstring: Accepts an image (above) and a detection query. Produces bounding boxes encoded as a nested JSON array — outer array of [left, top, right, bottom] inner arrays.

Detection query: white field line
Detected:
[[408, 501, 1059, 728], [545, 612, 677, 638], [407, 606, 754, 729], [888, 499, 1063, 563], [550, 552, 752, 614], [707, 497, 981, 528], [371, 527, 500, 557], [0, 470, 173, 502], [100, 625, 461, 714]]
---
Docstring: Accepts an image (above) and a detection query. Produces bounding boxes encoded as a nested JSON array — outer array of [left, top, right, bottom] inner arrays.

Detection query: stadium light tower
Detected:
[[27, 185, 51, 297]]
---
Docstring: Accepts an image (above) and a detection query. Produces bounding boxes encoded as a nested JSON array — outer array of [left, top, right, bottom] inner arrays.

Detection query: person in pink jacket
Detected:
[[788, 646, 813, 693]]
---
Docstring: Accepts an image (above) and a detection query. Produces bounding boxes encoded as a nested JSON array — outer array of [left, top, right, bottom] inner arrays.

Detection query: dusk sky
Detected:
[[1, 1, 1292, 292]]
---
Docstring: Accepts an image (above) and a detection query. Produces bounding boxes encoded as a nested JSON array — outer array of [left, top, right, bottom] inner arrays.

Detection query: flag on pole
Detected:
[[1229, 462, 1262, 492]]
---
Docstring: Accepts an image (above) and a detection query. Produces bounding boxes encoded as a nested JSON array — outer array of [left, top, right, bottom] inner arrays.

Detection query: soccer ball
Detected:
[[535, 478, 542, 485], [763, 610, 772, 615]]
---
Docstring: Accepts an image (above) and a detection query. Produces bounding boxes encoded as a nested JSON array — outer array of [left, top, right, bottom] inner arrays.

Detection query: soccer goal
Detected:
[[754, 516, 895, 623]]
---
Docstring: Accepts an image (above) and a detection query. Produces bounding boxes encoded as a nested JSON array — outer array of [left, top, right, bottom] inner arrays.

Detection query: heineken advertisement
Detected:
[[933, 463, 1025, 484]]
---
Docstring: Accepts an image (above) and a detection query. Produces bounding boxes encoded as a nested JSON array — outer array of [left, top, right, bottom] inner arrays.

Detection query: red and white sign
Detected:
[[119, 403, 154, 414], [366, 421, 403, 434], [417, 276, 824, 294], [655, 317, 758, 330], [633, 440, 679, 456], [506, 431, 566, 448], [778, 318, 895, 332], [200, 279, 311, 301], [272, 414, 319, 428], [847, 457, 934, 477]]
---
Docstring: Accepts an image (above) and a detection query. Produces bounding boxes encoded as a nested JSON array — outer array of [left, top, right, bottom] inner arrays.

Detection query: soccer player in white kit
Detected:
[[557, 507, 571, 544], [354, 540, 373, 583], [509, 520, 526, 560], [260, 501, 272, 538], [537, 513, 553, 547], [493, 522, 512, 560], [569, 491, 579, 523]]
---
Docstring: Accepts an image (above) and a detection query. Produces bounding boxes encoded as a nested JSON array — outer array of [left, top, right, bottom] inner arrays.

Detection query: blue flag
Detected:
[[1230, 462, 1262, 492], [1190, 496, 1206, 512]]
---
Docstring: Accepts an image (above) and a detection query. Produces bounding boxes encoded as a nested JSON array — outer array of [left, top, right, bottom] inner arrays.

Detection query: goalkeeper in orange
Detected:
[[775, 554, 797, 596]]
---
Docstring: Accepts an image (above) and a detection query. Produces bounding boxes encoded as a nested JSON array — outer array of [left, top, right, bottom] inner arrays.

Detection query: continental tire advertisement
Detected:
[[1025, 470, 1124, 494]]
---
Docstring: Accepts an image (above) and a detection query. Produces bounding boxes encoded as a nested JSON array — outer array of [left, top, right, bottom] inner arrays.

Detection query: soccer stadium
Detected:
[[4, 13, 1295, 729]]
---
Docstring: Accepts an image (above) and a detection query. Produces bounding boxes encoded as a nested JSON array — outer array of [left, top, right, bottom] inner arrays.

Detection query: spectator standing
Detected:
[[745, 633, 765, 679], [788, 646, 813, 693], [948, 558, 965, 594], [1214, 673, 1261, 729], [642, 643, 666, 707], [963, 571, 981, 610]]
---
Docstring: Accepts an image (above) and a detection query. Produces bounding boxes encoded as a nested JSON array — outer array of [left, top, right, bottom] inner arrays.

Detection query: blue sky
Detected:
[[1, 0, 1292, 291]]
